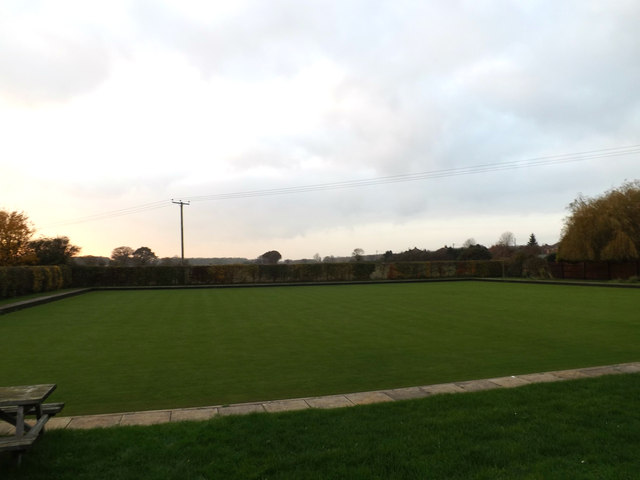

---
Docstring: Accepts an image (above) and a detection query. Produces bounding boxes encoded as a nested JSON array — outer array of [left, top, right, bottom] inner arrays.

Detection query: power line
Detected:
[[183, 144, 640, 202], [42, 144, 640, 227], [43, 201, 170, 228]]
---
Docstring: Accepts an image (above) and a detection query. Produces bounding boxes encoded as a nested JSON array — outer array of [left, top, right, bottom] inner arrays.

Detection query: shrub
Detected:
[[522, 257, 552, 279], [0, 265, 71, 299], [352, 262, 376, 281]]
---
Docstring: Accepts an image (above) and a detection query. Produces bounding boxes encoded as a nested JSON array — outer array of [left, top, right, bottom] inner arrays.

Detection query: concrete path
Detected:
[[11, 361, 636, 432]]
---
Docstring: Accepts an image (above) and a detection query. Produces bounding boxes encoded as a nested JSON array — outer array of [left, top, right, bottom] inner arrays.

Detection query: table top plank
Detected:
[[0, 385, 56, 407]]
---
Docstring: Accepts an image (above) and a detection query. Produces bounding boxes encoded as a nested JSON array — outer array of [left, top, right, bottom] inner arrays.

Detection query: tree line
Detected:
[[0, 211, 80, 266], [2, 180, 639, 268]]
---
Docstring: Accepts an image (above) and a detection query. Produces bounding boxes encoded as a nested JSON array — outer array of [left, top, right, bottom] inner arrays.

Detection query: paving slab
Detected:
[[171, 407, 218, 423], [577, 366, 624, 377], [218, 403, 265, 416], [35, 361, 640, 431], [615, 363, 640, 373], [305, 395, 353, 409], [121, 411, 171, 426], [549, 369, 588, 380], [489, 376, 531, 388], [421, 383, 466, 395], [518, 372, 563, 383], [67, 414, 123, 430], [263, 399, 310, 413], [1, 416, 71, 433], [47, 416, 72, 430], [455, 379, 498, 392], [345, 391, 394, 405], [0, 423, 14, 435], [383, 386, 433, 401]]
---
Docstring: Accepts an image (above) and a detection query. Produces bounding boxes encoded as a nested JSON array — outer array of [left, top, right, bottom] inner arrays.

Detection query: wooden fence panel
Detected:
[[550, 261, 639, 281]]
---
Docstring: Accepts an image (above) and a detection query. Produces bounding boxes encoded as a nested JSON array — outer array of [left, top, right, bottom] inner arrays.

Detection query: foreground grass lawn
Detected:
[[0, 282, 639, 415], [3, 373, 639, 480]]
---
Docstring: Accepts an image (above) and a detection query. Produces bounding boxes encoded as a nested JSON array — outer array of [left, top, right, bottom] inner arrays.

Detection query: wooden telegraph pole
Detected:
[[171, 199, 190, 265]]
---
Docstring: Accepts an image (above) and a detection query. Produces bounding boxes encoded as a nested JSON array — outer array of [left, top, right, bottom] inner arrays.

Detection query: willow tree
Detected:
[[557, 181, 640, 261]]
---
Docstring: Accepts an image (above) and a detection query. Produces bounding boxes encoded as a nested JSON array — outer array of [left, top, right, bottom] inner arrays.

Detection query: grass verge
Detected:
[[2, 373, 639, 479]]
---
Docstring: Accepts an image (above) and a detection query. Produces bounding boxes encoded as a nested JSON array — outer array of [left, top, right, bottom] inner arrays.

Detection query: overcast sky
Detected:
[[1, 0, 639, 260]]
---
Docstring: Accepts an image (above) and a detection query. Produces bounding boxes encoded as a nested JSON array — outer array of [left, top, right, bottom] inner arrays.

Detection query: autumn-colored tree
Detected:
[[558, 180, 640, 261], [0, 210, 35, 265]]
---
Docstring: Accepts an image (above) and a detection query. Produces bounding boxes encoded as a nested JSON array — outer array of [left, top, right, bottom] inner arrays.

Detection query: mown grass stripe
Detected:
[[0, 282, 638, 415]]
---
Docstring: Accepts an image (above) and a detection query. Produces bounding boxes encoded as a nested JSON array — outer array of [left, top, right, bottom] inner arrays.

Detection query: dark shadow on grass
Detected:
[[3, 373, 640, 480]]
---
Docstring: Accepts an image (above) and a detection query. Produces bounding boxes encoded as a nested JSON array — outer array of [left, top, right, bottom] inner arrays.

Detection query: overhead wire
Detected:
[[42, 144, 640, 227], [184, 144, 640, 202], [42, 201, 171, 228]]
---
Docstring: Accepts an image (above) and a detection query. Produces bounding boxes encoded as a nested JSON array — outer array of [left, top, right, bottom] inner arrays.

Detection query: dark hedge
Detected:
[[0, 265, 71, 299], [68, 261, 503, 288]]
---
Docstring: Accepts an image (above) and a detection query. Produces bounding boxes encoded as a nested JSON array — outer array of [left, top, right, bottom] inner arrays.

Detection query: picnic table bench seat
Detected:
[[0, 414, 50, 453], [0, 402, 65, 417], [0, 384, 62, 464], [0, 436, 34, 453]]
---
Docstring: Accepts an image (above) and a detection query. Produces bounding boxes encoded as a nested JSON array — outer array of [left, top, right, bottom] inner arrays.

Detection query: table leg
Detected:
[[15, 406, 24, 437]]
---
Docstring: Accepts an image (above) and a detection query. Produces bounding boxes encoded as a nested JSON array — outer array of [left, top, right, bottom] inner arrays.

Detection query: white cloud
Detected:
[[1, 0, 639, 258]]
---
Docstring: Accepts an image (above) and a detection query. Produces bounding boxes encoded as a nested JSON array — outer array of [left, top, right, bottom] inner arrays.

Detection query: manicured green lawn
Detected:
[[0, 282, 638, 415], [3, 373, 640, 479]]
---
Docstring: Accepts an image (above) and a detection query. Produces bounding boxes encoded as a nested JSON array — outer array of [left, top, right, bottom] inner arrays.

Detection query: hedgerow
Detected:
[[0, 265, 71, 299]]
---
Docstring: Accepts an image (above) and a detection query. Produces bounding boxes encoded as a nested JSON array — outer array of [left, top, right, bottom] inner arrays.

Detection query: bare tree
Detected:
[[490, 232, 516, 260], [497, 231, 516, 247], [462, 238, 476, 248]]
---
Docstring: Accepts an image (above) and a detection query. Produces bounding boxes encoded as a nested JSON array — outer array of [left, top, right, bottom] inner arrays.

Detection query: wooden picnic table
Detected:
[[0, 384, 64, 464]]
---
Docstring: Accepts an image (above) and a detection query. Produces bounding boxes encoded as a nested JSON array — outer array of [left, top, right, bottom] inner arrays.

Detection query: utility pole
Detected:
[[171, 199, 190, 264]]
